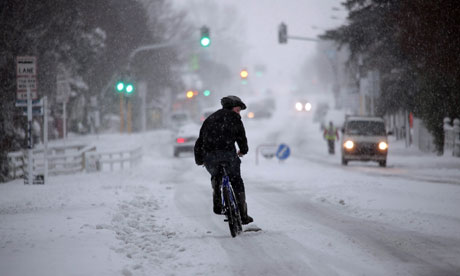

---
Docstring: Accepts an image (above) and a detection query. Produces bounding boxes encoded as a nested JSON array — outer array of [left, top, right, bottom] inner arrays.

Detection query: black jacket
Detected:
[[194, 108, 248, 165]]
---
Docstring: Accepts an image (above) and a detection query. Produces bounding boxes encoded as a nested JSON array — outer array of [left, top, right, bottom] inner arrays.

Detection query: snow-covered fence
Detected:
[[7, 144, 96, 179], [84, 147, 142, 172], [7, 144, 143, 180], [37, 145, 96, 175], [7, 151, 25, 179], [444, 117, 460, 157]]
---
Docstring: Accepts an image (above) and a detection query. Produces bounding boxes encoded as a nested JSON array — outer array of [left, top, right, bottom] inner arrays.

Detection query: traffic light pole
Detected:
[[127, 40, 191, 71], [123, 39, 196, 133], [127, 99, 132, 133], [119, 93, 124, 133], [278, 22, 319, 43], [287, 35, 319, 42]]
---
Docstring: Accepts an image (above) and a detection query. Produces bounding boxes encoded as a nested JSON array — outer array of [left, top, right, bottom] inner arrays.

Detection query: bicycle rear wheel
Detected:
[[223, 186, 242, 237]]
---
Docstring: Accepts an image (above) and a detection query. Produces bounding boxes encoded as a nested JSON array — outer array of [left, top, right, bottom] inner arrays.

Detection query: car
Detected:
[[341, 116, 389, 167], [245, 101, 273, 120], [294, 99, 312, 112], [173, 123, 200, 157], [169, 111, 192, 130]]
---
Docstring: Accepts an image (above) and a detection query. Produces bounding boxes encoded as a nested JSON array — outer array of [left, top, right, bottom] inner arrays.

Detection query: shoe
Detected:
[[241, 215, 253, 225], [213, 204, 223, 215], [236, 192, 253, 224]]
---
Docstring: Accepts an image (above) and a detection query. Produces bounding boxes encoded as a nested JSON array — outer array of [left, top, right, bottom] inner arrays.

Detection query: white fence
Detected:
[[444, 117, 460, 157], [7, 151, 25, 179], [85, 147, 142, 172], [7, 144, 143, 180]]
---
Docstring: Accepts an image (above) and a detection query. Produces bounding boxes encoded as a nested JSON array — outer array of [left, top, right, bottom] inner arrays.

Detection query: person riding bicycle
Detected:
[[194, 95, 254, 225]]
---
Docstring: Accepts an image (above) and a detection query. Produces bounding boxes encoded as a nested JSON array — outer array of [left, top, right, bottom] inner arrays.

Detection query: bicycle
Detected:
[[219, 163, 243, 237]]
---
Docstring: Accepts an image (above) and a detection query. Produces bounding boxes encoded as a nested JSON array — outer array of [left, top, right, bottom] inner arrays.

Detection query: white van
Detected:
[[341, 116, 388, 167]]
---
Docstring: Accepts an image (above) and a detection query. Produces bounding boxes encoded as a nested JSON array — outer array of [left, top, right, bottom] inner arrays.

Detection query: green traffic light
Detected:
[[116, 82, 125, 92], [203, 90, 211, 96], [200, 37, 211, 47], [125, 84, 134, 94]]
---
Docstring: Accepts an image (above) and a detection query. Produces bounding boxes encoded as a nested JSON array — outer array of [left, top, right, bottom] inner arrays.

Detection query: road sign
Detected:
[[16, 56, 38, 100], [56, 64, 70, 103], [17, 56, 37, 77], [276, 143, 291, 160], [21, 106, 43, 116], [17, 77, 37, 90], [15, 98, 42, 107], [56, 80, 70, 103]]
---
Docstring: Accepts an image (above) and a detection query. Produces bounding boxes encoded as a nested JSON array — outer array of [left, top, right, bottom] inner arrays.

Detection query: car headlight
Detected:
[[247, 112, 255, 119], [378, 141, 388, 150], [305, 102, 312, 111], [344, 140, 354, 150], [295, 102, 303, 111]]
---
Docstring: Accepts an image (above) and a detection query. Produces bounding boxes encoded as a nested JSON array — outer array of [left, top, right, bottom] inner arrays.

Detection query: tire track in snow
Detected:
[[169, 161, 343, 276], [250, 181, 460, 276]]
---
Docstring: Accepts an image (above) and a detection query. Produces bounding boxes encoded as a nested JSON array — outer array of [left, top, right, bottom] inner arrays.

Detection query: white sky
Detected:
[[172, 0, 348, 90], [223, 0, 347, 84]]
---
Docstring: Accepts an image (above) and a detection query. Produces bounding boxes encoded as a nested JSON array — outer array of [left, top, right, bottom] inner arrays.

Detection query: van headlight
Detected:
[[295, 102, 303, 111], [378, 141, 388, 150], [344, 140, 354, 150]]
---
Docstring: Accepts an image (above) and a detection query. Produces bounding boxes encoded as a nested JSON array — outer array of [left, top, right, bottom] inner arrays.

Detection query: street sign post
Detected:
[[16, 56, 39, 185]]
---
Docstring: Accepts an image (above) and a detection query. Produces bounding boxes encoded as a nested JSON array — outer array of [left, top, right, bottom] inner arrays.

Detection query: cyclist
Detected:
[[194, 95, 254, 225]]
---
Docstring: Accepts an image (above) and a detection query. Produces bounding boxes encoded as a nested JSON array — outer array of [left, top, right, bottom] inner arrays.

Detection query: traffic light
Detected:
[[115, 80, 135, 95], [240, 69, 249, 79], [125, 83, 134, 94], [200, 26, 211, 47], [116, 81, 125, 92], [186, 90, 194, 98], [203, 89, 211, 96], [278, 22, 287, 44]]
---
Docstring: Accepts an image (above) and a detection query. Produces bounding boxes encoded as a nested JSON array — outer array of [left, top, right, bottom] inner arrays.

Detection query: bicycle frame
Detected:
[[221, 167, 235, 211]]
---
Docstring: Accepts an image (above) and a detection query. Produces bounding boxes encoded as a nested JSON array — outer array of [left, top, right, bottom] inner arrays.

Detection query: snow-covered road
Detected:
[[1, 103, 460, 276]]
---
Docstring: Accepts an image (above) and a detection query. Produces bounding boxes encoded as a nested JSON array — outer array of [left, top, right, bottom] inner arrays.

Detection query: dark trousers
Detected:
[[327, 140, 335, 154], [204, 151, 245, 194]]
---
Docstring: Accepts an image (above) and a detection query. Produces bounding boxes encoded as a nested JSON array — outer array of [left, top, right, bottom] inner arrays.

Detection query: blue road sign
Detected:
[[15, 99, 42, 107], [276, 143, 290, 160], [21, 106, 43, 116]]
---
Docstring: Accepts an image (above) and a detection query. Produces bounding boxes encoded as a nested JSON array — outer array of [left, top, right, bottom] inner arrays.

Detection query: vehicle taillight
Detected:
[[176, 138, 186, 144]]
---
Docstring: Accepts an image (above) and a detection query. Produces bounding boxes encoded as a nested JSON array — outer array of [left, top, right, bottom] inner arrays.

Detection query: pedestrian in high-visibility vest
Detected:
[[323, 121, 339, 154]]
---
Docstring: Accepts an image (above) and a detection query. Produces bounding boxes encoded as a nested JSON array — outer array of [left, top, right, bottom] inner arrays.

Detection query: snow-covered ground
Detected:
[[1, 98, 460, 276]]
